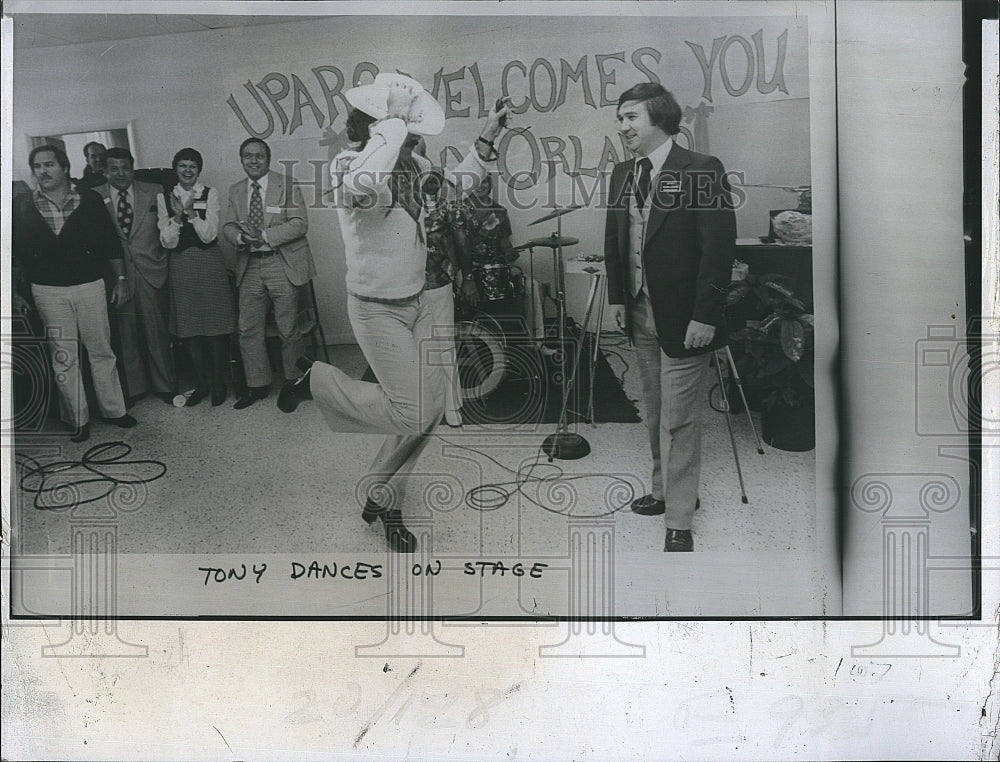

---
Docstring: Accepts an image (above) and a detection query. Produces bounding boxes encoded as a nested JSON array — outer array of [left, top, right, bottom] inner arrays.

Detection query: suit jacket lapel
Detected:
[[614, 161, 631, 262], [643, 145, 691, 247], [235, 178, 250, 225], [265, 170, 285, 227], [99, 185, 124, 238], [129, 184, 149, 240]]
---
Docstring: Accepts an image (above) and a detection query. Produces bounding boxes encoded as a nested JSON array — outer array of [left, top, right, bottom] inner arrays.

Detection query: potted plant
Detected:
[[724, 273, 815, 451]]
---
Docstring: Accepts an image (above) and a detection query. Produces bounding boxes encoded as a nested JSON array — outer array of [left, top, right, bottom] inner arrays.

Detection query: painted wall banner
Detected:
[[225, 29, 798, 187]]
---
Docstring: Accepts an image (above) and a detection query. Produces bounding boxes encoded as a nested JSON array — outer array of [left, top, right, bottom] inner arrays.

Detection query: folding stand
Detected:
[[711, 345, 765, 504]]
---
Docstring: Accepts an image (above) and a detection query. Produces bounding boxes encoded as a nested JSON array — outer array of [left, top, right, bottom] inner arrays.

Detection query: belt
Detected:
[[248, 249, 278, 258]]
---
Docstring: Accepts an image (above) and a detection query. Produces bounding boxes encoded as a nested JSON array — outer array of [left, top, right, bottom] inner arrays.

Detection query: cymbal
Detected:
[[528, 205, 583, 226], [514, 235, 580, 251]]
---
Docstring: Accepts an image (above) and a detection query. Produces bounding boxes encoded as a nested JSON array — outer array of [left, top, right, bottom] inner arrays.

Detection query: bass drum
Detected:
[[456, 313, 507, 401]]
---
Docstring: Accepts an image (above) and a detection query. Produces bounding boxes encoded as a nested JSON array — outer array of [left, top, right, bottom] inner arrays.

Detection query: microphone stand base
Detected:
[[542, 431, 591, 461]]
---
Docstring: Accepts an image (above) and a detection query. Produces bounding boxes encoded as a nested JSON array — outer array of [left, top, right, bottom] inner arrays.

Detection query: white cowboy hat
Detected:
[[345, 72, 445, 136]]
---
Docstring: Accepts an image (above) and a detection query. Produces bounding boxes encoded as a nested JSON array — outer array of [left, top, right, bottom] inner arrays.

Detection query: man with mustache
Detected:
[[12, 144, 138, 442]]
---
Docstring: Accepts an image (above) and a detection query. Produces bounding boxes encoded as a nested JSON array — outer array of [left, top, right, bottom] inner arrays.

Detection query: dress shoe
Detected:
[[361, 499, 417, 553], [186, 387, 209, 407], [233, 386, 268, 410], [631, 494, 665, 515], [277, 370, 312, 413], [70, 424, 90, 443], [105, 414, 138, 429], [631, 495, 700, 515], [664, 528, 694, 552], [154, 391, 175, 404]]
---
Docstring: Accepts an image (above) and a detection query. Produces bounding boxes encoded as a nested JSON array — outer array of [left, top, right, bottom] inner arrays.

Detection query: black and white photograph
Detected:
[[5, 6, 839, 619], [1, 1, 995, 759]]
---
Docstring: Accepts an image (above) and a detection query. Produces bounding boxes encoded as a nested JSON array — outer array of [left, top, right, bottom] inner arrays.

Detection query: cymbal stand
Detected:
[[541, 217, 590, 461]]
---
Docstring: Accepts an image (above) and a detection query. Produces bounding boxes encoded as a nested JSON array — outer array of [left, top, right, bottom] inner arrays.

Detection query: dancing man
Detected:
[[278, 73, 508, 552]]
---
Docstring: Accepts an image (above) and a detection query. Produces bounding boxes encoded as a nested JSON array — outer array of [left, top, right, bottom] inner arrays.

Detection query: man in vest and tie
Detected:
[[222, 138, 316, 409], [97, 147, 176, 403], [604, 83, 736, 552]]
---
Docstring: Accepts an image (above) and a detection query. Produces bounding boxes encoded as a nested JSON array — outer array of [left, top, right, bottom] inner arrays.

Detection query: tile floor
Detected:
[[12, 342, 816, 557]]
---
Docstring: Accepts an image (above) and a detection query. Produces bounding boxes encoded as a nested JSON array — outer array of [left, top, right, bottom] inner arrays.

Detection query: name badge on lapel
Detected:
[[192, 201, 207, 210], [103, 197, 113, 206], [659, 179, 682, 194], [266, 205, 281, 214]]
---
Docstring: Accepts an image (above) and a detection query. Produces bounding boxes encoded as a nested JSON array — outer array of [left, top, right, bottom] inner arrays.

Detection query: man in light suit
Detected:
[[222, 137, 316, 409], [604, 83, 736, 552], [97, 147, 175, 403]]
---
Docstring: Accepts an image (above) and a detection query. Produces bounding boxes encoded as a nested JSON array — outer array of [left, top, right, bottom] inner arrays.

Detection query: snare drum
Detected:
[[474, 263, 513, 301]]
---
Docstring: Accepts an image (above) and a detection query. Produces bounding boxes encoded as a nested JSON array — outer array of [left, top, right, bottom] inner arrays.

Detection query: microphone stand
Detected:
[[541, 215, 591, 461]]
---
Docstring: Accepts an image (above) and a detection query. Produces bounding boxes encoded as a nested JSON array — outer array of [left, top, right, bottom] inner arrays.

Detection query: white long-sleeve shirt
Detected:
[[331, 118, 489, 300], [156, 184, 219, 249]]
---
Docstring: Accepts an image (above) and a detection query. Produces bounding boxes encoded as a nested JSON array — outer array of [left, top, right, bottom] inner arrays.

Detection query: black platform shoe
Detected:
[[361, 499, 417, 553], [277, 363, 313, 413]]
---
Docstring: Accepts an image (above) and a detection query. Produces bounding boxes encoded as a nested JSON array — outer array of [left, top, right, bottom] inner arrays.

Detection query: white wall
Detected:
[[13, 14, 811, 342]]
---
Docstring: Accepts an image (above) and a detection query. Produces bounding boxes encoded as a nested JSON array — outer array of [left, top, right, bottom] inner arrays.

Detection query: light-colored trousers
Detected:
[[423, 283, 461, 421], [31, 279, 127, 427], [238, 255, 305, 387], [309, 292, 446, 510], [631, 292, 710, 531]]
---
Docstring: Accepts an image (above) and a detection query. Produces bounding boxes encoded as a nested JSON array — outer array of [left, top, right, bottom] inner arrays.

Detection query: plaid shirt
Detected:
[[33, 186, 81, 236]]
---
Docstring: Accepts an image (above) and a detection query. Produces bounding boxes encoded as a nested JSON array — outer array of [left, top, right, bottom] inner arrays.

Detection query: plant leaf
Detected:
[[780, 319, 805, 362]]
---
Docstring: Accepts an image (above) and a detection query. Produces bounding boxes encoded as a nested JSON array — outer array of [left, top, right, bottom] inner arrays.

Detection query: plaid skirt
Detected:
[[168, 244, 237, 338]]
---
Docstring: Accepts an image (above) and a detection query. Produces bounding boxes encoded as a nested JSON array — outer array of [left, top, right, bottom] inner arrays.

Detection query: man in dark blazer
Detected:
[[604, 83, 736, 552], [222, 137, 316, 409], [97, 147, 175, 403]]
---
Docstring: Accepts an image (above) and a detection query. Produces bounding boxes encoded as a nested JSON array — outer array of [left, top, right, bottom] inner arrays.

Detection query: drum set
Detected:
[[455, 204, 593, 460]]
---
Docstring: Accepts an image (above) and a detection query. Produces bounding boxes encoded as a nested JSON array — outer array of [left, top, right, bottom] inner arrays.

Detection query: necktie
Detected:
[[635, 157, 653, 211], [248, 181, 264, 234], [117, 189, 133, 237]]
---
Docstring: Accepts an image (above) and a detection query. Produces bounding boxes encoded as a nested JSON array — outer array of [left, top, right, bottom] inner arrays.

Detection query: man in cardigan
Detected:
[[222, 137, 316, 409], [604, 83, 736, 552], [12, 144, 138, 443], [97, 147, 176, 404]]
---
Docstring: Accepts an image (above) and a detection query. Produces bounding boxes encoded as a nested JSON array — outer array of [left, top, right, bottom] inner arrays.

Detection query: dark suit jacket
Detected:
[[222, 170, 316, 287], [604, 143, 736, 358], [96, 180, 168, 292]]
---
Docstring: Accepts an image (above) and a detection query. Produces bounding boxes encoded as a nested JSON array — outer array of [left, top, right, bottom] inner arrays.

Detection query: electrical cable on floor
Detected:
[[433, 431, 636, 519], [708, 381, 729, 414], [16, 441, 168, 511]]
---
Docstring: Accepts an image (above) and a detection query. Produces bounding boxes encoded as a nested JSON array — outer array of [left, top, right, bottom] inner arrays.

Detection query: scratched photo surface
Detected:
[[6, 8, 835, 618]]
